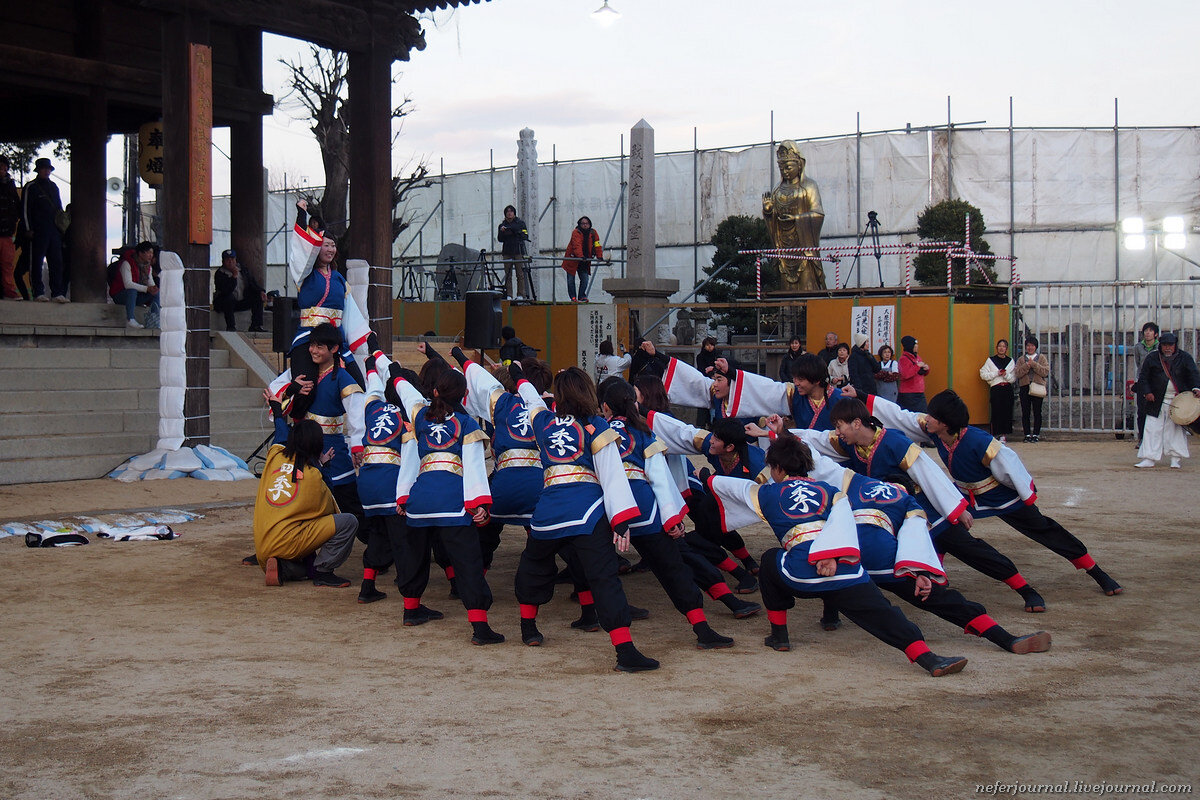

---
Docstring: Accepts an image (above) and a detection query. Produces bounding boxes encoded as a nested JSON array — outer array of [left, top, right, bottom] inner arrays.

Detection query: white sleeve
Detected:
[[615, 352, 632, 372], [808, 495, 860, 564], [268, 368, 293, 402], [893, 513, 947, 583], [288, 223, 321, 287], [645, 449, 688, 530], [706, 476, 766, 532], [1004, 361, 1019, 383], [791, 428, 847, 462], [905, 447, 969, 524], [515, 378, 551, 418], [339, 284, 372, 353], [392, 377, 428, 421], [645, 410, 706, 455], [464, 361, 505, 421], [668, 453, 691, 495], [345, 390, 366, 453], [662, 357, 715, 409], [979, 359, 999, 383], [121, 261, 148, 293], [462, 439, 492, 509], [730, 369, 793, 417], [807, 448, 853, 485], [865, 395, 935, 445], [593, 439, 639, 529], [989, 443, 1038, 505], [395, 428, 419, 504]]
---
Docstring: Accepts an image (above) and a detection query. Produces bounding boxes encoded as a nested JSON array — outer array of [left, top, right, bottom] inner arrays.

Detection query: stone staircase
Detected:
[[0, 302, 274, 485]]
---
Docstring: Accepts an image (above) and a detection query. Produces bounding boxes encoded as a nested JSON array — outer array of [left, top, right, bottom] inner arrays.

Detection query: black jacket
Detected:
[[630, 349, 669, 379], [778, 350, 805, 382], [22, 176, 62, 233], [1137, 347, 1200, 417], [497, 216, 529, 257], [0, 176, 20, 234], [213, 264, 263, 302], [696, 347, 720, 378], [848, 346, 880, 395]]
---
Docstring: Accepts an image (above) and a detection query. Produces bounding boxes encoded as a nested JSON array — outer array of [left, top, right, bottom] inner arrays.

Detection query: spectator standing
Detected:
[[815, 331, 840, 366], [1131, 322, 1159, 443], [561, 216, 603, 302], [875, 344, 900, 403], [496, 205, 531, 300], [1134, 331, 1200, 469], [109, 241, 160, 329], [827, 343, 850, 388], [979, 339, 1017, 442], [595, 339, 631, 383], [897, 335, 931, 412], [0, 155, 20, 300], [695, 336, 720, 426], [22, 157, 68, 302], [212, 248, 267, 333], [1014, 335, 1049, 442], [847, 333, 879, 396], [777, 336, 805, 382]]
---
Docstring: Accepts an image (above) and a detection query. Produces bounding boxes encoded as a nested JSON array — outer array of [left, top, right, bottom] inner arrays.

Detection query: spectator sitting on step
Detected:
[[213, 248, 267, 333], [109, 241, 160, 329]]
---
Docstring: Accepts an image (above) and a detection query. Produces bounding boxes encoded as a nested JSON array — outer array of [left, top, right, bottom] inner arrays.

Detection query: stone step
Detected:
[[0, 301, 126, 327], [0, 431, 156, 461], [0, 388, 141, 413], [0, 345, 229, 370], [3, 409, 156, 437], [14, 365, 247, 391], [0, 453, 134, 486]]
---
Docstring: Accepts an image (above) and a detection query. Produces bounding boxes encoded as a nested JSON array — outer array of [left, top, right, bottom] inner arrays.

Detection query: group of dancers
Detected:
[[249, 203, 1122, 676]]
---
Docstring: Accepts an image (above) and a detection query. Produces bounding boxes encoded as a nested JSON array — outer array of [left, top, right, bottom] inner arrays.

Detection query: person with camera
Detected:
[[897, 335, 931, 413], [497, 205, 531, 300], [1014, 336, 1049, 443]]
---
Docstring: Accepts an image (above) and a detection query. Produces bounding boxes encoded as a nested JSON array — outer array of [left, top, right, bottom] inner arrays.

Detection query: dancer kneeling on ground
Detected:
[[510, 363, 660, 673], [253, 415, 359, 588], [705, 433, 969, 677]]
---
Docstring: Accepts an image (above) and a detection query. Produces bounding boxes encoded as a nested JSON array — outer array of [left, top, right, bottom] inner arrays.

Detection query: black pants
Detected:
[[935, 521, 1022, 583], [989, 384, 1015, 436], [998, 503, 1088, 563], [514, 520, 632, 633], [29, 229, 66, 298], [479, 520, 505, 572], [879, 579, 988, 631], [630, 532, 705, 616], [214, 292, 263, 331], [1019, 386, 1044, 436], [676, 538, 727, 592], [362, 514, 405, 572], [1136, 393, 1148, 440], [331, 482, 368, 544], [398, 524, 492, 611], [687, 490, 749, 558], [759, 549, 925, 653]]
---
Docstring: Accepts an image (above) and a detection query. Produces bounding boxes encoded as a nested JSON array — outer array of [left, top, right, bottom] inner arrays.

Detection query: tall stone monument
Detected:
[[516, 128, 539, 292], [603, 119, 678, 341]]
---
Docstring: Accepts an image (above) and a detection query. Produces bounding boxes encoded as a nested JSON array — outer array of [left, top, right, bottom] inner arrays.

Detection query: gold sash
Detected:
[[301, 306, 344, 327], [853, 509, 895, 536], [781, 521, 825, 551], [496, 449, 541, 470], [624, 465, 647, 481], [307, 412, 345, 435], [362, 446, 401, 466], [421, 453, 463, 475], [544, 465, 599, 487]]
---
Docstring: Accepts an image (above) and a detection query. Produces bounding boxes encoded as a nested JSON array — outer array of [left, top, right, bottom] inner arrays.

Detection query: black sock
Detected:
[[980, 624, 1016, 651], [360, 578, 375, 593], [521, 619, 541, 638], [770, 623, 789, 641], [915, 651, 940, 671]]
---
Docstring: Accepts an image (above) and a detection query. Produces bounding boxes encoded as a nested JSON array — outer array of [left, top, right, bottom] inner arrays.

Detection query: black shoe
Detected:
[[570, 613, 600, 632], [740, 555, 760, 575], [1031, 434, 1040, 443], [470, 624, 506, 646], [1008, 631, 1052, 654], [616, 555, 633, 574], [614, 644, 660, 673], [1089, 566, 1123, 596], [312, 571, 351, 588], [763, 633, 791, 652], [923, 654, 968, 677], [241, 553, 258, 566], [629, 605, 650, 621], [403, 604, 445, 626], [733, 574, 758, 594], [1024, 434, 1033, 443], [521, 619, 544, 646], [820, 613, 842, 632], [1018, 586, 1047, 613], [722, 597, 762, 619], [357, 586, 387, 604], [695, 625, 735, 650]]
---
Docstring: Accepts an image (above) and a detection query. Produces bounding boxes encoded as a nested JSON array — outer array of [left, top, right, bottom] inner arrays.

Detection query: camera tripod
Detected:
[[842, 210, 885, 289]]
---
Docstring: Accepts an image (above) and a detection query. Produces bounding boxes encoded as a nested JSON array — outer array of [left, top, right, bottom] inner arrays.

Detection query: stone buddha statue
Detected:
[[762, 140, 825, 292]]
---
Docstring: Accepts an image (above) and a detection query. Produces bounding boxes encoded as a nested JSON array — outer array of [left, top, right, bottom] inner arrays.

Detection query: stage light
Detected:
[[1124, 234, 1147, 251], [1121, 217, 1144, 235]]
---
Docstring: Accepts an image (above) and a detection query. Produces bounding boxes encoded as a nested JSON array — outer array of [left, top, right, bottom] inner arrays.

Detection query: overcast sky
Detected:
[[256, 0, 1200, 182]]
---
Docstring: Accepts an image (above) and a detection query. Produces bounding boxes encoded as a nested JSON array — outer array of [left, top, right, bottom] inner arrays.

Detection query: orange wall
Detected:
[[806, 296, 1010, 424], [391, 301, 582, 373]]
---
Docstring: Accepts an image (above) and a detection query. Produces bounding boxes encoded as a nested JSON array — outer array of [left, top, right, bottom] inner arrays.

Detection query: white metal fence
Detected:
[[1011, 280, 1200, 433]]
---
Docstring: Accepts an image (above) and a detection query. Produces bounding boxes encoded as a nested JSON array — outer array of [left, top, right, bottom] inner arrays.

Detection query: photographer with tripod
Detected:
[[497, 205, 533, 301]]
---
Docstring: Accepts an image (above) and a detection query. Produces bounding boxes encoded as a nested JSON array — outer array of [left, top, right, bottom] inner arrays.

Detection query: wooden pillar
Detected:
[[229, 27, 265, 287], [68, 0, 108, 303], [348, 45, 393, 350], [162, 11, 212, 447]]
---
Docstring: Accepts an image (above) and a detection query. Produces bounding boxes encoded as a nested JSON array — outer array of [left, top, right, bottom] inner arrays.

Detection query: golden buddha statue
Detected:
[[762, 140, 825, 292]]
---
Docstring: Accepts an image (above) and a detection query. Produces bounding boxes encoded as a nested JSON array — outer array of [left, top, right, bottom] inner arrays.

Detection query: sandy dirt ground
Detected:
[[2, 439, 1198, 800]]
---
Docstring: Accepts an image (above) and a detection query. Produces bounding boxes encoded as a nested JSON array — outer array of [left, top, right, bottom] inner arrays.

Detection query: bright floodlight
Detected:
[[1164, 233, 1187, 250], [592, 0, 620, 25], [1163, 216, 1186, 233], [1121, 217, 1145, 234], [1124, 234, 1147, 251]]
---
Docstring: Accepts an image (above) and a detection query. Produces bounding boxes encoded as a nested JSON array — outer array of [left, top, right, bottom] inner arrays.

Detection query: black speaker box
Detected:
[[463, 290, 503, 349], [272, 296, 300, 354]]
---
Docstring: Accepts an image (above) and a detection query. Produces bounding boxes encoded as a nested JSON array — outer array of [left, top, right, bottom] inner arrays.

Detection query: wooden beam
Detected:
[[230, 27, 266, 288]]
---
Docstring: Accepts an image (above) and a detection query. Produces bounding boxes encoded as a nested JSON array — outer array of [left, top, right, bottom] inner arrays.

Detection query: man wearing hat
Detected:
[[21, 157, 68, 302], [1135, 331, 1200, 469], [212, 248, 267, 332]]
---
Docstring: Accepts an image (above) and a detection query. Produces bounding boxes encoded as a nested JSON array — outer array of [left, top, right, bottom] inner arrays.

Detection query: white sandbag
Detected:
[[193, 467, 254, 481], [127, 449, 168, 470], [160, 356, 186, 389], [194, 444, 246, 471], [160, 305, 186, 333], [160, 330, 186, 357], [159, 386, 185, 419], [162, 448, 204, 472], [346, 258, 370, 318]]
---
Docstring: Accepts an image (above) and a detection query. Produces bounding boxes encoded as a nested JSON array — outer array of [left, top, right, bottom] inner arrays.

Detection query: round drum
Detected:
[[1168, 391, 1200, 434]]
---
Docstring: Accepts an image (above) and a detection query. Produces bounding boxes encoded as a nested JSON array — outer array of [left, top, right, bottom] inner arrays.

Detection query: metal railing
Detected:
[[1011, 280, 1200, 434]]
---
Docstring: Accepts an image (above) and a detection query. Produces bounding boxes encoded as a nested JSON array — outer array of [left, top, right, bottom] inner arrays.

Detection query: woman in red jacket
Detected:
[[898, 335, 932, 412], [562, 216, 604, 302]]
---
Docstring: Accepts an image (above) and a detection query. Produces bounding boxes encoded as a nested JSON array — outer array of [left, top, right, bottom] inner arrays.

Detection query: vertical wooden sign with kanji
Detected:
[[187, 43, 212, 244]]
